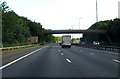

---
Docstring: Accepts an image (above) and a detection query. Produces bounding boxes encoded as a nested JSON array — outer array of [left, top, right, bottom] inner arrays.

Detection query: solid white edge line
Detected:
[[113, 59, 120, 63], [66, 58, 72, 63], [0, 46, 48, 70]]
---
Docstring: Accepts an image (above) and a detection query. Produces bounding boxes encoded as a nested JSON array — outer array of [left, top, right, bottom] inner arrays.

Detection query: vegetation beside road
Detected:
[[1, 1, 120, 47], [1, 44, 40, 55], [0, 1, 54, 47], [83, 19, 120, 46], [72, 38, 80, 43], [54, 36, 62, 43]]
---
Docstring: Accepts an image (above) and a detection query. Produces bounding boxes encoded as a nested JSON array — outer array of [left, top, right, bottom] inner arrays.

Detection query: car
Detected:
[[93, 41, 100, 45]]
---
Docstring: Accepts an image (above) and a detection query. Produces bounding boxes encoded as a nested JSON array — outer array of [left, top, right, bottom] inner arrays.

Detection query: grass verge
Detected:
[[1, 44, 40, 55]]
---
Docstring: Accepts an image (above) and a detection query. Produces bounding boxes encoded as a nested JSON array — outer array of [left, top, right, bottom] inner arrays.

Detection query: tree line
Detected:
[[0, 1, 54, 47], [83, 18, 120, 46]]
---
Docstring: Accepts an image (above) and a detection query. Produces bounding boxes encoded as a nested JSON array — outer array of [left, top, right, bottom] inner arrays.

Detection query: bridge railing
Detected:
[[72, 43, 120, 53]]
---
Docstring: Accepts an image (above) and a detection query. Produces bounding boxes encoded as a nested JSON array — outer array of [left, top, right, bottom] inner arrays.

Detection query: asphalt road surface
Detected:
[[1, 44, 119, 77]]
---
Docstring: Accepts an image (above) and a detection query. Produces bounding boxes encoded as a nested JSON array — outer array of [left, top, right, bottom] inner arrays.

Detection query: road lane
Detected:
[[60, 45, 118, 77], [71, 45, 118, 61], [2, 44, 119, 77], [2, 45, 71, 77], [2, 45, 43, 65]]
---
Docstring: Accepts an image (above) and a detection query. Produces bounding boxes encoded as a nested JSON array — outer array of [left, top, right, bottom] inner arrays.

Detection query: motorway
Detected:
[[1, 44, 119, 77]]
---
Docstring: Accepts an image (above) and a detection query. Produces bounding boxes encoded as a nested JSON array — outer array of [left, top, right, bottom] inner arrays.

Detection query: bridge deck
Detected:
[[44, 29, 106, 34]]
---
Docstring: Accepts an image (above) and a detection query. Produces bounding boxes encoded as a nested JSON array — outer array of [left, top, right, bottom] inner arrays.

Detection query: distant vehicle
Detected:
[[61, 35, 71, 48], [93, 41, 100, 45]]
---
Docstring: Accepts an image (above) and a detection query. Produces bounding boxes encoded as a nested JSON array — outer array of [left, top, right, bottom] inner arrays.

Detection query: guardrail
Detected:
[[72, 43, 120, 53], [0, 45, 33, 51]]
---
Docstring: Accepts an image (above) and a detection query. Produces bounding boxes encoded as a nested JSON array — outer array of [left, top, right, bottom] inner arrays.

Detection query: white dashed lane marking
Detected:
[[113, 59, 120, 63], [90, 53, 95, 55], [59, 50, 61, 52], [66, 58, 72, 63], [61, 53, 64, 55]]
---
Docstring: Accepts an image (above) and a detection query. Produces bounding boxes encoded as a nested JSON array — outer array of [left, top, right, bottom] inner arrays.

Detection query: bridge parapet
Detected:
[[43, 29, 106, 34]]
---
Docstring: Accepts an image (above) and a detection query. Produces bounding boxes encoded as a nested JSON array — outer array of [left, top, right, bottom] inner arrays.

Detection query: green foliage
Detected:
[[72, 38, 80, 43], [28, 21, 42, 36], [1, 1, 54, 47], [107, 19, 120, 43], [43, 34, 54, 43], [84, 19, 120, 46], [54, 36, 62, 43], [0, 1, 11, 12], [2, 11, 31, 46]]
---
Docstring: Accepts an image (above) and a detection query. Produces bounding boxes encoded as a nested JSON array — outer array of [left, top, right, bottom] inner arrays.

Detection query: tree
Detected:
[[1, 1, 55, 46], [83, 18, 120, 46], [2, 11, 31, 46], [0, 1, 11, 12]]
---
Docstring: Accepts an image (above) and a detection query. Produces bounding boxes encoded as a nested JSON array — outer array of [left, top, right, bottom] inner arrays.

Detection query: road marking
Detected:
[[113, 59, 120, 63], [59, 50, 60, 52], [90, 53, 95, 55], [0, 46, 48, 70], [66, 58, 72, 63], [61, 53, 64, 55]]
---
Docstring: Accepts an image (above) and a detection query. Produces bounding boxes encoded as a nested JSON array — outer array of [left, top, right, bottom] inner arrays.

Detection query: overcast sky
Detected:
[[1, 0, 120, 38]]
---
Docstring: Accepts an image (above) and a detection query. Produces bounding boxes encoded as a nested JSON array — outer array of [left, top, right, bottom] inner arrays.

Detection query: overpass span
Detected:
[[43, 29, 106, 34]]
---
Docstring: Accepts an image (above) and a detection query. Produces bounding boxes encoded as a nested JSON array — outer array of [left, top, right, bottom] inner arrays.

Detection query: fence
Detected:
[[72, 43, 120, 53]]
